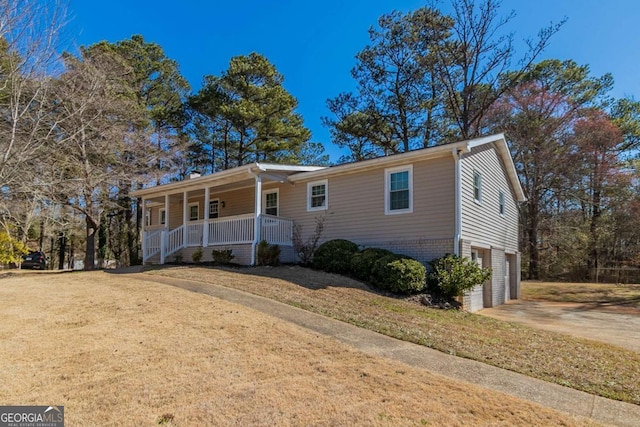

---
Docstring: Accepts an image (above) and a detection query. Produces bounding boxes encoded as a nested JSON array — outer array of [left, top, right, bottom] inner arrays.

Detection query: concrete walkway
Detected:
[[129, 272, 640, 427]]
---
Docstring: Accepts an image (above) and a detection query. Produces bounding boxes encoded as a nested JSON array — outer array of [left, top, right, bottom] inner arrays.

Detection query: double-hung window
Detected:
[[263, 189, 278, 216], [188, 202, 199, 221], [209, 199, 220, 219], [385, 165, 413, 215], [307, 180, 328, 211], [473, 170, 482, 204]]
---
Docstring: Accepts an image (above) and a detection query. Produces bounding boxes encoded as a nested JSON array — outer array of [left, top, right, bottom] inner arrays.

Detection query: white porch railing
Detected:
[[143, 229, 162, 260], [143, 214, 294, 264], [208, 213, 255, 245], [187, 220, 204, 246], [163, 225, 184, 262], [261, 214, 293, 246]]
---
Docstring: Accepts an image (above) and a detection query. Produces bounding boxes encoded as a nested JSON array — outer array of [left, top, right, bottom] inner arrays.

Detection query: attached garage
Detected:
[[467, 248, 492, 312]]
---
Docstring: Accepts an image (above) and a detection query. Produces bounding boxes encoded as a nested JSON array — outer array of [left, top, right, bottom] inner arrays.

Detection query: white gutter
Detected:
[[453, 148, 462, 256]]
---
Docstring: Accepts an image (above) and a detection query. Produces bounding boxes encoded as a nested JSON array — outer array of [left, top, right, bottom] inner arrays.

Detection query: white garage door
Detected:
[[468, 250, 484, 312]]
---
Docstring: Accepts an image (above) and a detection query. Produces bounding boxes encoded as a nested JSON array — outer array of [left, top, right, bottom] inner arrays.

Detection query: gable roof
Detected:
[[132, 133, 525, 203], [289, 133, 526, 202]]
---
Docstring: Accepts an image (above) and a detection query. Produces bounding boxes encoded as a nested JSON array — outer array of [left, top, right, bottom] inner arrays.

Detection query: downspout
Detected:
[[249, 166, 262, 266], [453, 148, 462, 256]]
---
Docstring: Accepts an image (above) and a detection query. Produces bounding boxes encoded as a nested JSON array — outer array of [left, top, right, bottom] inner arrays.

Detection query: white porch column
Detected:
[[162, 194, 170, 264], [183, 190, 188, 248], [160, 229, 166, 264], [141, 197, 146, 260], [164, 194, 170, 230], [203, 187, 210, 247], [251, 174, 262, 265]]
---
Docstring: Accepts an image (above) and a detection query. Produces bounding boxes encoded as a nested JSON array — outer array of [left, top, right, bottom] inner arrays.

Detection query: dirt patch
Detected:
[[0, 271, 588, 426]]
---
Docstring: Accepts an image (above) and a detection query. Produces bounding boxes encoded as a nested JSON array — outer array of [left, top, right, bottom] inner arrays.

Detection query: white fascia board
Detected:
[[131, 163, 326, 198], [254, 163, 327, 173], [131, 164, 256, 198]]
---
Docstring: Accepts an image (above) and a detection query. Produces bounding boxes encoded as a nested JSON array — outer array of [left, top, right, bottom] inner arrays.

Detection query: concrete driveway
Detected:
[[479, 300, 640, 353]]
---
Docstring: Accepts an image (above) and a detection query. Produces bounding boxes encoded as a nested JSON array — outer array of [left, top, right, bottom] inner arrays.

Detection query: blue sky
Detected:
[[65, 0, 640, 162]]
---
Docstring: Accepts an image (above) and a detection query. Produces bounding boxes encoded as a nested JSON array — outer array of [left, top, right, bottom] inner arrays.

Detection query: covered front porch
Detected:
[[142, 213, 293, 264], [133, 163, 324, 265]]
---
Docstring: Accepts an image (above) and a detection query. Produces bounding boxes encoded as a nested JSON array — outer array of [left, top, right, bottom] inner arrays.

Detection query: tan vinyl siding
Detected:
[[461, 144, 519, 253], [280, 156, 456, 247]]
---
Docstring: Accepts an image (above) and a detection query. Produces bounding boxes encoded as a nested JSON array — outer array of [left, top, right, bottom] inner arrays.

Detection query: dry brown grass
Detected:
[[145, 265, 640, 406], [523, 281, 640, 311], [0, 271, 589, 426]]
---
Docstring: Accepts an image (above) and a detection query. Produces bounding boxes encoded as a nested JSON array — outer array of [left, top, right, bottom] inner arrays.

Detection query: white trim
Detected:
[[159, 208, 166, 226], [131, 163, 324, 198], [262, 188, 279, 217], [188, 202, 199, 221], [307, 179, 328, 211], [384, 164, 413, 215]]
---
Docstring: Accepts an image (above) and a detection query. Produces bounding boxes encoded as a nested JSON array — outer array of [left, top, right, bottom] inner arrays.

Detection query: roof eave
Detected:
[[131, 163, 326, 198]]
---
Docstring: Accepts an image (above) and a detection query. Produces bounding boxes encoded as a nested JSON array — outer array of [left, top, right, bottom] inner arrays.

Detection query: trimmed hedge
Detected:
[[312, 241, 426, 294], [372, 254, 426, 294], [350, 248, 394, 282], [312, 239, 359, 274]]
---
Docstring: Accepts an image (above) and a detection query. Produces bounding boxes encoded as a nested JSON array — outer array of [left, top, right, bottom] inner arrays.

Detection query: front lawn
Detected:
[[147, 265, 640, 406], [0, 272, 586, 426]]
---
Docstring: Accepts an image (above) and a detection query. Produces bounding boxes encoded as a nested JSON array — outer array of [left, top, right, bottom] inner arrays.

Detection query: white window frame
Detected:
[[384, 165, 413, 215], [499, 190, 505, 216], [262, 188, 279, 217], [307, 179, 328, 211], [188, 202, 199, 221], [473, 170, 482, 204], [145, 209, 151, 227], [209, 199, 220, 219], [159, 208, 166, 226]]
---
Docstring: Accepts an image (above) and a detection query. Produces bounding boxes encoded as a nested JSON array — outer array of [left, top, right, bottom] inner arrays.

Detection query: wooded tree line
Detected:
[[1, 0, 638, 280], [0, 0, 320, 269]]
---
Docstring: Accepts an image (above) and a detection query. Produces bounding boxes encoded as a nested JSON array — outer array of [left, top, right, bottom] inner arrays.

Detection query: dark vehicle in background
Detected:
[[21, 251, 47, 270]]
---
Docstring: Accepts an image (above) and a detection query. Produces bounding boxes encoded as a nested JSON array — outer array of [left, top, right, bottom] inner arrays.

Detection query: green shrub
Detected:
[[0, 231, 28, 266], [312, 239, 358, 274], [191, 247, 203, 263], [257, 240, 280, 266], [372, 254, 426, 293], [429, 254, 492, 298], [350, 248, 394, 281], [211, 248, 234, 264]]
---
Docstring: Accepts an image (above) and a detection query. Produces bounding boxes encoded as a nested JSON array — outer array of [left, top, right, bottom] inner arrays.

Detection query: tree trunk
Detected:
[[85, 217, 97, 270], [97, 219, 107, 269], [58, 232, 66, 270], [527, 200, 540, 280], [39, 218, 45, 250]]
